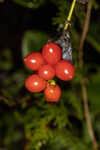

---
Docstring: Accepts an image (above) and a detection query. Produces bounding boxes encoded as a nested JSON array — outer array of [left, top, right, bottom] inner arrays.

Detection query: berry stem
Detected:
[[64, 0, 77, 30], [48, 80, 56, 86]]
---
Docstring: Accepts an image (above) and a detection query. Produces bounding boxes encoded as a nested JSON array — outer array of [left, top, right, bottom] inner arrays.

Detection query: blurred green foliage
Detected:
[[22, 30, 50, 58], [13, 0, 46, 8], [0, 0, 100, 150]]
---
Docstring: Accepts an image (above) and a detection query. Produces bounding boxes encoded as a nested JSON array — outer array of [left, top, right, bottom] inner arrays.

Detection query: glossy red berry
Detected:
[[25, 74, 47, 93], [55, 60, 75, 81], [38, 64, 55, 80], [42, 42, 62, 65], [24, 52, 45, 71], [44, 83, 61, 102]]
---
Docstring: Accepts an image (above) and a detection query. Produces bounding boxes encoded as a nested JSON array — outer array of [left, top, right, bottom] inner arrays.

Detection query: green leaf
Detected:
[[44, 129, 93, 150], [0, 49, 13, 71], [94, 117, 100, 142], [87, 73, 100, 114], [1, 71, 26, 99], [13, 0, 46, 8], [62, 90, 83, 120], [22, 30, 49, 59]]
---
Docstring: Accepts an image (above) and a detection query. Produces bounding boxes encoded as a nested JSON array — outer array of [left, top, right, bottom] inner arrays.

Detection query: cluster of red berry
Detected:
[[24, 42, 75, 102]]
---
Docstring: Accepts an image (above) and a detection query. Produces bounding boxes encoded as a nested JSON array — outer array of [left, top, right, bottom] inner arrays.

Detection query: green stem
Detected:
[[48, 80, 56, 86], [64, 0, 77, 30]]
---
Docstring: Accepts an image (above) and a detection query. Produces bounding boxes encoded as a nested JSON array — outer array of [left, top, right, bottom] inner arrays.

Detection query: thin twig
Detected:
[[79, 1, 98, 150], [79, 0, 91, 68]]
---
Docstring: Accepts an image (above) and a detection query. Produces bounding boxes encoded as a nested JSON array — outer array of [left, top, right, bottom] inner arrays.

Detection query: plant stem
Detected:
[[79, 0, 98, 150], [48, 80, 56, 86], [64, 0, 77, 30]]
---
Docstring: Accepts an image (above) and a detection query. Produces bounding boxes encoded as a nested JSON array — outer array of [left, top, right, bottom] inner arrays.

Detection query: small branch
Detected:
[[81, 80, 98, 150], [79, 0, 91, 69], [79, 1, 98, 150]]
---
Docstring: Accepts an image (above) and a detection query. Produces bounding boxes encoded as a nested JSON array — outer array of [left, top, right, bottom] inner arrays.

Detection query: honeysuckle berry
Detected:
[[42, 42, 62, 65], [44, 83, 61, 102], [25, 74, 47, 93], [24, 52, 46, 71], [38, 64, 55, 80], [55, 60, 75, 81]]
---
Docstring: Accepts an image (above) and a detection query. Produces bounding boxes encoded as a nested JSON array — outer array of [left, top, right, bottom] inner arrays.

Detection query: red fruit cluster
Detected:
[[24, 42, 75, 102]]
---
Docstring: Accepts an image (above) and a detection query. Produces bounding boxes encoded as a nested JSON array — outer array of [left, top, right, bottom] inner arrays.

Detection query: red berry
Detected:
[[25, 74, 47, 93], [24, 52, 45, 71], [44, 83, 61, 102], [38, 64, 55, 80], [55, 60, 75, 81], [42, 42, 62, 65]]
